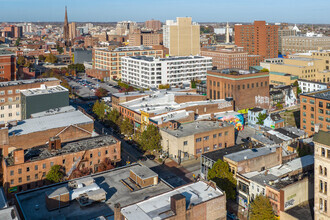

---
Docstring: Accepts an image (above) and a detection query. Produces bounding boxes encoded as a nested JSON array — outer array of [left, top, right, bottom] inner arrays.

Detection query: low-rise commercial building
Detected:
[[2, 135, 121, 198], [300, 89, 330, 136], [298, 79, 328, 93], [269, 72, 298, 86], [207, 68, 270, 110], [0, 108, 95, 151], [282, 35, 330, 55], [160, 120, 235, 162], [121, 56, 212, 89], [92, 46, 164, 80]]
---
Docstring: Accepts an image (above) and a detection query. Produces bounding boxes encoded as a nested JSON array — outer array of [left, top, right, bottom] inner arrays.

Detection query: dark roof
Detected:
[[270, 113, 282, 121], [202, 143, 263, 162], [313, 131, 330, 146], [301, 89, 330, 101], [275, 128, 300, 139], [249, 107, 264, 112], [285, 201, 314, 220]]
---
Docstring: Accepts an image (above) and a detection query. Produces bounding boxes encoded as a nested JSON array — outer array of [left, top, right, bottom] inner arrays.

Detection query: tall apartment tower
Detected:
[[163, 17, 200, 56], [234, 21, 279, 59], [314, 131, 330, 220], [145, 19, 162, 31], [69, 22, 77, 41], [63, 6, 70, 46]]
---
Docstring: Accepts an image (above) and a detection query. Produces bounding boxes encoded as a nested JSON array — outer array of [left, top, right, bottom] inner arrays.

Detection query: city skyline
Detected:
[[0, 0, 329, 24]]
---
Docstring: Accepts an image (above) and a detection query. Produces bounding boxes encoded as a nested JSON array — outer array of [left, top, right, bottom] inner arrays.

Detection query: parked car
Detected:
[[146, 154, 155, 160], [138, 156, 147, 161]]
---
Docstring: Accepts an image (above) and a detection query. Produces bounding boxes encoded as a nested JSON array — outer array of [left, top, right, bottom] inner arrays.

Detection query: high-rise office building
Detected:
[[163, 17, 200, 56], [234, 21, 279, 59]]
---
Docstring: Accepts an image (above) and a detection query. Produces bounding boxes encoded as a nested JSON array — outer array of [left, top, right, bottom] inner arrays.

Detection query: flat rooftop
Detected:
[[5, 135, 118, 166], [0, 50, 15, 56], [298, 79, 328, 85], [30, 106, 76, 118], [112, 87, 192, 98], [202, 143, 263, 162], [15, 164, 173, 220], [8, 110, 93, 136], [121, 181, 224, 220], [125, 55, 208, 62], [313, 130, 330, 146], [150, 110, 193, 125], [208, 68, 264, 75], [20, 85, 68, 97], [96, 46, 154, 52], [301, 89, 330, 101], [289, 57, 320, 62], [0, 77, 59, 88], [284, 201, 314, 220], [224, 146, 279, 162], [161, 120, 233, 138]]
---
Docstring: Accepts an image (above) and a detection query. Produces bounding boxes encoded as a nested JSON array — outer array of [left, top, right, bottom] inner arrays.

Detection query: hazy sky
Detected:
[[1, 0, 329, 24]]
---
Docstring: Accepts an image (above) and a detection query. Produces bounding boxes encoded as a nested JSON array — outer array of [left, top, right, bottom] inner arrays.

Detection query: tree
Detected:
[[15, 37, 21, 46], [191, 80, 196, 89], [260, 68, 269, 72], [38, 55, 46, 61], [256, 113, 267, 125], [98, 157, 115, 172], [207, 159, 236, 200], [57, 45, 64, 54], [158, 84, 170, 89], [293, 80, 302, 95], [276, 102, 283, 110], [17, 56, 25, 66], [46, 165, 64, 183], [93, 100, 108, 120], [297, 143, 313, 157], [120, 118, 134, 136], [250, 195, 276, 220], [70, 167, 91, 179], [108, 108, 120, 125], [139, 124, 162, 151], [68, 63, 85, 73], [95, 87, 108, 98], [45, 53, 58, 63]]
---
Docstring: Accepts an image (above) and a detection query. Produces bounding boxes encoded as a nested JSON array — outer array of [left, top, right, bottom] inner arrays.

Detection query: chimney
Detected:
[[14, 149, 24, 165], [0, 127, 9, 145], [170, 194, 186, 215], [169, 121, 179, 130], [49, 137, 61, 150], [114, 203, 122, 220]]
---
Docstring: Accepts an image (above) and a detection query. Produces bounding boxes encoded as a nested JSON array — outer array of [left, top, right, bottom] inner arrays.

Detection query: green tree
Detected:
[[38, 55, 46, 61], [95, 87, 108, 98], [256, 113, 267, 125], [276, 102, 283, 110], [120, 118, 134, 136], [15, 37, 21, 46], [191, 80, 196, 89], [260, 68, 269, 72], [93, 100, 107, 120], [158, 84, 170, 89], [250, 195, 276, 220], [57, 45, 64, 54], [139, 124, 162, 151], [207, 159, 236, 200], [108, 108, 120, 125], [46, 165, 64, 183], [17, 56, 25, 66], [45, 53, 58, 63], [68, 63, 85, 73], [293, 80, 302, 95]]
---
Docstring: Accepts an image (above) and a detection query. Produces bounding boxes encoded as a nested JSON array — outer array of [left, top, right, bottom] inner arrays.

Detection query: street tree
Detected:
[[45, 53, 58, 63], [250, 195, 276, 220], [139, 124, 162, 151], [95, 87, 108, 98], [17, 56, 25, 66], [46, 165, 64, 183], [70, 167, 91, 179], [92, 100, 107, 120], [207, 159, 236, 200], [256, 113, 267, 125], [120, 118, 134, 136], [98, 157, 115, 172]]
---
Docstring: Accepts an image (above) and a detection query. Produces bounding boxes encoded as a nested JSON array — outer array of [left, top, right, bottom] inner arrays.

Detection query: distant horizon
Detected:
[[1, 0, 329, 24]]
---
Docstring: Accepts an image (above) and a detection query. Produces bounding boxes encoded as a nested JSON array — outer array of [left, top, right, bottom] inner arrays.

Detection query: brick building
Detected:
[[200, 46, 248, 70], [2, 135, 121, 198], [93, 46, 164, 80], [128, 30, 161, 46], [160, 120, 235, 162], [0, 50, 16, 81], [314, 131, 330, 220], [145, 19, 162, 31], [300, 89, 330, 136], [207, 68, 270, 110], [0, 108, 94, 152], [235, 21, 279, 59], [0, 78, 61, 123]]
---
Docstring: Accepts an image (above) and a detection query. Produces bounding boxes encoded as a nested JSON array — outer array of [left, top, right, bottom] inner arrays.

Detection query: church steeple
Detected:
[[63, 6, 69, 46]]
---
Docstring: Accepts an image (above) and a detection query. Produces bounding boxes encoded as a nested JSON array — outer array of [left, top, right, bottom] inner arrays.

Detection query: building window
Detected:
[[10, 170, 14, 176], [326, 167, 328, 176], [310, 99, 315, 104], [196, 148, 202, 154], [219, 133, 222, 137], [105, 150, 108, 154], [213, 134, 217, 138], [35, 174, 38, 180], [225, 131, 228, 136], [27, 176, 30, 181], [213, 144, 217, 150], [204, 146, 210, 152], [325, 200, 328, 212], [311, 107, 314, 111], [319, 116, 324, 121], [90, 153, 93, 158], [62, 159, 65, 164], [183, 141, 188, 146], [42, 172, 46, 177], [19, 177, 22, 183], [26, 167, 30, 172], [302, 98, 307, 103], [303, 112, 306, 116], [320, 101, 324, 108], [322, 148, 326, 157], [319, 109, 324, 114], [10, 180, 14, 185], [303, 105, 306, 110], [50, 162, 54, 167], [18, 168, 22, 174], [311, 113, 314, 119], [320, 166, 323, 174], [196, 138, 201, 143], [320, 198, 323, 210], [203, 136, 209, 141], [98, 152, 101, 157], [35, 165, 38, 170], [43, 164, 46, 169], [252, 83, 254, 88], [219, 143, 222, 148]]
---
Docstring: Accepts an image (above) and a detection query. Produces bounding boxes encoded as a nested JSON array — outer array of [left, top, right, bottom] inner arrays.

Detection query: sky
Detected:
[[0, 0, 329, 24]]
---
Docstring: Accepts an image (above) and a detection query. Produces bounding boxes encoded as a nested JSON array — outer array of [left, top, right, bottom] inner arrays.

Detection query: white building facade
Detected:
[[298, 79, 328, 93], [121, 56, 212, 88]]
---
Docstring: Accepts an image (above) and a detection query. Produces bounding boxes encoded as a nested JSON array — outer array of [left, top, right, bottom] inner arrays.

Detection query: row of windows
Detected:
[[0, 89, 20, 95], [0, 112, 19, 118], [195, 132, 228, 142], [209, 80, 268, 89], [10, 173, 46, 185]]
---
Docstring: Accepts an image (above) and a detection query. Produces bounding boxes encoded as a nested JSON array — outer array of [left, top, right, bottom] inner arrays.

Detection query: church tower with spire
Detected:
[[63, 6, 69, 46]]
